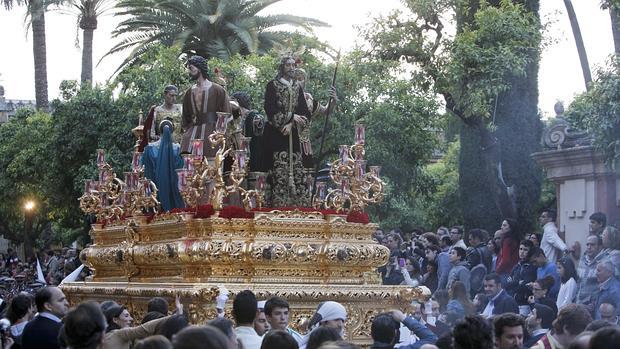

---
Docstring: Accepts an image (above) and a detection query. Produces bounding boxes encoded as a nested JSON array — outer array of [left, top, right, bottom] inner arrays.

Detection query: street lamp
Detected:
[[24, 201, 35, 212], [23, 199, 36, 260]]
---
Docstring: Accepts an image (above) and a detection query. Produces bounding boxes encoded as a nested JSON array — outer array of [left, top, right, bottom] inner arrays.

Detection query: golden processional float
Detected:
[[63, 114, 429, 346]]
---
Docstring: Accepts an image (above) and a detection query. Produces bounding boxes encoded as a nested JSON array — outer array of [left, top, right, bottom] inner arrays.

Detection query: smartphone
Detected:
[[398, 258, 406, 268]]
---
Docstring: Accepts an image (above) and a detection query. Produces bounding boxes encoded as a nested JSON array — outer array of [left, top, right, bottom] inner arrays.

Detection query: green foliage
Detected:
[[566, 57, 620, 168], [0, 109, 55, 243], [416, 140, 463, 229], [447, 0, 541, 118], [106, 0, 328, 72], [359, 0, 543, 232]]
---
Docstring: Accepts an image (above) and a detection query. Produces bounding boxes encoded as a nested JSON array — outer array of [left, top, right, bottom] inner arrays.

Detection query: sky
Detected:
[[0, 0, 615, 118]]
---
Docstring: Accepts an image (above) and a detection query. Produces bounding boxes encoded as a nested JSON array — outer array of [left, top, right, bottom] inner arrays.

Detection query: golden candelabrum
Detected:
[[78, 149, 160, 224], [176, 112, 266, 211], [318, 123, 384, 213]]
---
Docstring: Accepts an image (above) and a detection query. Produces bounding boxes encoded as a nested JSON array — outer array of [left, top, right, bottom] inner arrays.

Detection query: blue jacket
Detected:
[[371, 317, 438, 349], [594, 276, 620, 319], [492, 289, 519, 315]]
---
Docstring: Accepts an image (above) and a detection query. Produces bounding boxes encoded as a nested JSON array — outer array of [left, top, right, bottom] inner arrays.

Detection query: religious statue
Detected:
[[141, 120, 185, 212], [139, 85, 182, 152], [180, 55, 231, 156], [263, 56, 312, 207], [231, 91, 267, 172], [294, 68, 338, 161]]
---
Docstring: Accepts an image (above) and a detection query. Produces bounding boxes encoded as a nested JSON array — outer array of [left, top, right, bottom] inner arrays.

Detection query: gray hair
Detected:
[[598, 260, 615, 274]]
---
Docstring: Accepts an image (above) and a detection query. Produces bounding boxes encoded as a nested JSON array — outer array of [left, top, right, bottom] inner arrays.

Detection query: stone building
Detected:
[[0, 85, 36, 123]]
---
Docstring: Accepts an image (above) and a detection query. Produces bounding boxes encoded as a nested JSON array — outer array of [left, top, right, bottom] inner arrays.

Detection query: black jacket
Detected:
[[491, 290, 519, 315], [21, 314, 62, 349], [505, 260, 538, 305]]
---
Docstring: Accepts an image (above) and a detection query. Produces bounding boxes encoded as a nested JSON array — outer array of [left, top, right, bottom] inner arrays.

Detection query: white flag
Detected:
[[36, 258, 46, 284], [60, 264, 85, 285]]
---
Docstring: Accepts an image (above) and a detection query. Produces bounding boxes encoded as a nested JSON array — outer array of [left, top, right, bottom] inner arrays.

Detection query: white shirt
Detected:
[[557, 277, 577, 310], [235, 326, 263, 349], [541, 222, 567, 263], [482, 290, 503, 318], [39, 312, 62, 323]]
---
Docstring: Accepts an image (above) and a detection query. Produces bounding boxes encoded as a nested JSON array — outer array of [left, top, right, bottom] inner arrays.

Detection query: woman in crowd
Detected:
[[422, 260, 438, 293], [556, 256, 579, 310], [5, 293, 35, 349], [103, 297, 182, 349], [473, 293, 488, 314], [528, 276, 558, 317], [601, 225, 620, 276], [495, 219, 521, 281], [529, 233, 541, 248], [400, 256, 422, 287], [446, 281, 475, 321]]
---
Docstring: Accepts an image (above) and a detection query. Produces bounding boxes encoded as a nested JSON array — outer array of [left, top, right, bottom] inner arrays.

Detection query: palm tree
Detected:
[[2, 0, 60, 110], [61, 0, 115, 86], [104, 0, 328, 72], [563, 0, 592, 90]]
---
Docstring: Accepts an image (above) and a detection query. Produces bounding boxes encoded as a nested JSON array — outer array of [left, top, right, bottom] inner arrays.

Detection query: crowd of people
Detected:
[[0, 210, 618, 349], [374, 210, 620, 348]]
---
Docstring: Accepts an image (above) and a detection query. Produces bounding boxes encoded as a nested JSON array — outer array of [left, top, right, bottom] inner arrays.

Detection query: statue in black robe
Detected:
[[263, 56, 312, 207]]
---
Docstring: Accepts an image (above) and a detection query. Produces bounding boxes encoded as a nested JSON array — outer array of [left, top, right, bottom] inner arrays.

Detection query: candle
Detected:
[[234, 150, 247, 171], [306, 174, 314, 193], [355, 160, 367, 179], [341, 177, 350, 193], [132, 152, 142, 172], [215, 112, 230, 134], [316, 182, 327, 200], [256, 173, 266, 191], [117, 191, 128, 206], [354, 123, 365, 145], [369, 166, 381, 177], [191, 139, 204, 160], [339, 145, 349, 163], [84, 180, 93, 194], [240, 137, 251, 152], [142, 180, 152, 197], [98, 169, 107, 184], [176, 169, 187, 191], [96, 149, 105, 166]]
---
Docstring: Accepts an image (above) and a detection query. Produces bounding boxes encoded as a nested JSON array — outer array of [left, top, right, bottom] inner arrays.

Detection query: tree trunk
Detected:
[[458, 0, 542, 234], [81, 27, 94, 86], [563, 0, 592, 90], [610, 5, 620, 55], [31, 5, 49, 111]]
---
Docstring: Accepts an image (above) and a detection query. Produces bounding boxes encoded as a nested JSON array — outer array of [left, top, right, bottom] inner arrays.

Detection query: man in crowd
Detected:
[[598, 301, 619, 325], [370, 310, 437, 349], [452, 315, 493, 349], [264, 297, 303, 344], [446, 247, 471, 294], [539, 210, 568, 264], [22, 286, 70, 349], [576, 234, 607, 308], [594, 260, 620, 320], [233, 290, 263, 349], [254, 300, 270, 336], [530, 304, 592, 349], [412, 301, 450, 338], [589, 212, 607, 236], [482, 273, 518, 318], [505, 239, 537, 305], [524, 304, 555, 348], [466, 228, 491, 271], [449, 226, 467, 250], [493, 313, 525, 349], [530, 247, 560, 299]]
